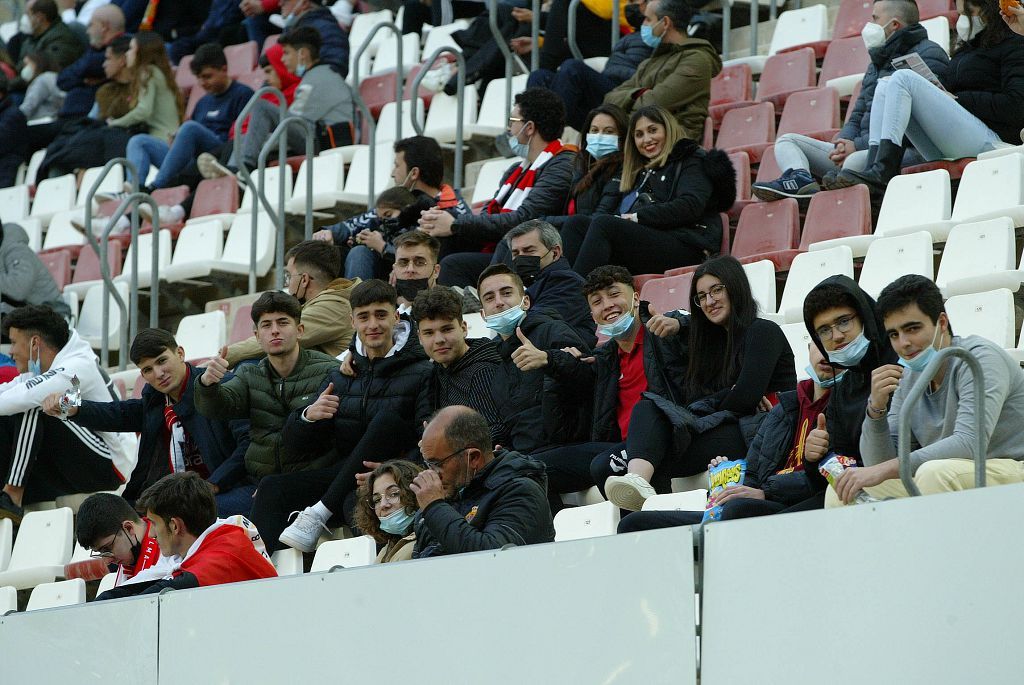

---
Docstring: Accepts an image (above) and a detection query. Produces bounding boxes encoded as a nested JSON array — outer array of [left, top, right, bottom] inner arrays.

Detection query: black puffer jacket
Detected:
[[840, 23, 950, 150], [804, 275, 897, 489], [546, 304, 689, 443], [413, 449, 555, 558], [940, 31, 1024, 145], [745, 387, 817, 506], [547, 162, 622, 224], [491, 310, 592, 453], [630, 139, 736, 254], [281, 324, 433, 458], [603, 32, 654, 85], [527, 258, 597, 348]]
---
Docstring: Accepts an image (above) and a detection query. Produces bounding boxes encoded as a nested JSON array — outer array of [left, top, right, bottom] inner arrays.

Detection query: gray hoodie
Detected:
[[0, 222, 70, 316]]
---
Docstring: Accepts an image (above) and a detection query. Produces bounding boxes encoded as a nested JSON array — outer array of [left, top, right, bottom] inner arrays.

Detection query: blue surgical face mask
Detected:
[[826, 332, 871, 368], [485, 298, 528, 337], [28, 339, 41, 376], [641, 21, 663, 49], [897, 323, 944, 373], [598, 302, 638, 340], [379, 507, 416, 536], [283, 12, 298, 29], [295, 62, 306, 78], [805, 364, 847, 388], [507, 122, 532, 158], [586, 133, 619, 160]]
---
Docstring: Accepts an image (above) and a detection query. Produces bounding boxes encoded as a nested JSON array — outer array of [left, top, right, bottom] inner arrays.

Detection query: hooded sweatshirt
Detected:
[[0, 222, 70, 316], [603, 37, 723, 138], [430, 337, 510, 446], [0, 330, 138, 480]]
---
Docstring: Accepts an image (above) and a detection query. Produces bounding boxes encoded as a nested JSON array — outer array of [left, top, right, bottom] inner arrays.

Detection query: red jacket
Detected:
[[176, 523, 277, 586]]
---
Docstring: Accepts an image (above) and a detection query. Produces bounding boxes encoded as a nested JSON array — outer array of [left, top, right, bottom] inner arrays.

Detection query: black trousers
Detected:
[[538, 0, 612, 72], [249, 412, 417, 553], [437, 239, 512, 287], [533, 441, 620, 513], [617, 493, 823, 533], [571, 215, 707, 277], [402, 0, 484, 35], [0, 410, 122, 504]]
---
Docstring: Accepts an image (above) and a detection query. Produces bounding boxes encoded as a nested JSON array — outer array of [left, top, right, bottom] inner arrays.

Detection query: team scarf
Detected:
[[139, 0, 160, 31], [162, 367, 209, 478], [487, 139, 566, 215], [116, 520, 166, 587]]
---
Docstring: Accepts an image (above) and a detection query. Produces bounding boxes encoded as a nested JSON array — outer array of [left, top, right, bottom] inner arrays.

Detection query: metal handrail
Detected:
[[489, 0, 516, 121], [897, 346, 988, 495], [232, 86, 288, 202], [750, 0, 759, 56], [722, 0, 732, 58], [351, 21, 404, 206], [567, 0, 585, 61], [411, 47, 466, 190], [256, 115, 316, 289], [530, 0, 541, 73], [611, 0, 620, 53]]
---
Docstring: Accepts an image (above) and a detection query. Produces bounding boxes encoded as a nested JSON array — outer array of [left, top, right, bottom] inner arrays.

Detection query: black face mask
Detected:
[[513, 255, 543, 286], [395, 278, 430, 302], [625, 3, 645, 31]]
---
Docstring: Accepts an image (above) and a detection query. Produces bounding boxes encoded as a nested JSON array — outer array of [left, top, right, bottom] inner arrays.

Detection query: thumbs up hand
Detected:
[[303, 382, 340, 422], [511, 327, 549, 371], [201, 346, 230, 387], [804, 413, 830, 464], [645, 303, 681, 338]]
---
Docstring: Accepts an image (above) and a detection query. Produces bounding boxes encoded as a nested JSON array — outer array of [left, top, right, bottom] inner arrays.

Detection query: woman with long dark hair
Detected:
[[596, 255, 796, 511], [569, 104, 735, 277]]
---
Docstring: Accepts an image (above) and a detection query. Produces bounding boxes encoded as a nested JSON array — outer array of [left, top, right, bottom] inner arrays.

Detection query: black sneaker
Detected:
[[752, 168, 821, 201], [0, 491, 24, 525]]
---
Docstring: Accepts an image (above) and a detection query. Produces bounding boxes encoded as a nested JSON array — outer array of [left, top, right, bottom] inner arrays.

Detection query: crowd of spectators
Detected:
[[0, 0, 1022, 597]]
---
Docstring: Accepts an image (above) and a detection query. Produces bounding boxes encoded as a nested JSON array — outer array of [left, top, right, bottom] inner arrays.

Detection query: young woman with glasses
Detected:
[[352, 460, 424, 563]]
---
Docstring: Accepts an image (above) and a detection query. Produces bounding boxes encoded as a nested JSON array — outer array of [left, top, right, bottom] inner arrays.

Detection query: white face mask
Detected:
[[956, 14, 985, 42], [20, 64, 34, 82], [861, 21, 887, 49], [18, 13, 32, 35]]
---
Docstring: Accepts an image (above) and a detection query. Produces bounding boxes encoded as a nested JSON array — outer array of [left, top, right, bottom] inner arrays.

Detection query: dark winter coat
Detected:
[[290, 6, 351, 76], [744, 388, 817, 506], [603, 32, 654, 85], [526, 258, 596, 348]]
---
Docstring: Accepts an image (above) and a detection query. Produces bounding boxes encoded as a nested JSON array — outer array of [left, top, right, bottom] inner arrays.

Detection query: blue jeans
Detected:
[[527, 59, 617, 131], [344, 245, 382, 281], [215, 481, 258, 517], [870, 69, 1004, 161], [127, 122, 223, 188]]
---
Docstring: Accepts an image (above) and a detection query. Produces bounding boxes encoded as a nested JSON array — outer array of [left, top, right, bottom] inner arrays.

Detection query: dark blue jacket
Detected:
[[839, 23, 950, 151], [192, 80, 254, 141], [745, 387, 818, 505], [290, 6, 350, 76], [114, 0, 147, 32], [71, 364, 251, 501], [56, 43, 109, 119], [526, 257, 596, 348], [0, 98, 28, 161], [603, 32, 653, 85]]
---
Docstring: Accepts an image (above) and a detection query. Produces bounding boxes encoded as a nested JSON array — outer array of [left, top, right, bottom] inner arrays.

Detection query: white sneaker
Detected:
[[604, 473, 656, 512], [138, 203, 185, 225], [197, 152, 233, 180], [420, 61, 453, 93], [278, 507, 331, 554]]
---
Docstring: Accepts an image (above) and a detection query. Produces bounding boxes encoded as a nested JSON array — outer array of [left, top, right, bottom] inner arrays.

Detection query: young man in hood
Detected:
[[412, 406, 555, 558], [258, 280, 433, 553], [0, 220, 71, 318], [0, 306, 137, 522], [829, 275, 1024, 505], [225, 241, 357, 366]]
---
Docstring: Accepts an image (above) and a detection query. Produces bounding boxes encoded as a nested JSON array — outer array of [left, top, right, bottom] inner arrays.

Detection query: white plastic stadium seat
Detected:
[[776, 246, 855, 323], [920, 16, 950, 55], [375, 98, 426, 144], [0, 508, 74, 591], [0, 585, 15, 614], [24, 149, 46, 187], [781, 322, 814, 381], [471, 157, 520, 206], [30, 174, 76, 227], [463, 311, 496, 339], [96, 572, 118, 596], [0, 21, 17, 44], [874, 169, 952, 241], [237, 164, 293, 216], [935, 218, 1022, 298], [26, 578, 86, 611], [724, 5, 828, 72], [18, 216, 42, 252], [744, 259, 778, 316], [214, 213, 277, 277], [115, 229, 172, 289], [176, 311, 227, 361], [468, 74, 529, 137], [78, 281, 131, 351], [271, 548, 305, 576], [0, 518, 12, 571], [945, 288, 1016, 348], [337, 144, 395, 206], [948, 154, 1024, 228], [642, 490, 708, 512], [423, 85, 479, 144], [422, 20, 470, 55], [857, 231, 935, 299], [41, 210, 86, 252], [347, 9, 393, 80], [0, 184, 30, 223], [310, 536, 377, 572], [162, 220, 226, 282], [287, 155, 346, 212], [553, 501, 620, 541], [76, 165, 124, 209], [371, 32, 421, 74]]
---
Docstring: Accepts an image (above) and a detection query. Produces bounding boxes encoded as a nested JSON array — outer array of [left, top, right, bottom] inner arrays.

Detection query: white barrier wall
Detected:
[[701, 482, 1024, 684]]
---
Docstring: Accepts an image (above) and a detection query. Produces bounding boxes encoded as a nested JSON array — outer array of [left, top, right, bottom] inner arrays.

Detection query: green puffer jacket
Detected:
[[193, 349, 339, 479]]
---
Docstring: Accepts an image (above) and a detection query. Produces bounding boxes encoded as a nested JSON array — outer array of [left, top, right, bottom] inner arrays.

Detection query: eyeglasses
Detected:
[[396, 257, 431, 269], [89, 530, 122, 558], [694, 284, 727, 306], [507, 117, 523, 124], [368, 487, 403, 511], [283, 271, 308, 286], [424, 446, 469, 473], [815, 314, 859, 341]]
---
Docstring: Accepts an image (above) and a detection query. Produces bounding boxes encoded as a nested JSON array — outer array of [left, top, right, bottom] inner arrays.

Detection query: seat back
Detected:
[[832, 0, 876, 38], [241, 165, 294, 213], [359, 72, 398, 118], [716, 102, 776, 151], [423, 19, 470, 55], [917, 0, 957, 21], [184, 84, 207, 120], [781, 321, 815, 380], [729, 151, 751, 201], [341, 143, 396, 202], [97, 572, 118, 595], [225, 41, 259, 78], [778, 246, 855, 321], [0, 184, 30, 222], [473, 74, 529, 135], [229, 304, 255, 344], [26, 578, 86, 611], [732, 199, 801, 259], [78, 282, 131, 349], [374, 98, 425, 144], [845, 79, 864, 124], [935, 217, 1017, 288], [371, 32, 420, 74], [348, 9, 394, 59], [176, 310, 227, 361], [423, 85, 480, 143], [754, 144, 784, 183], [120, 229, 172, 280], [744, 259, 778, 315], [553, 501, 620, 541], [755, 48, 816, 104], [471, 158, 519, 206], [951, 154, 1024, 222], [192, 177, 240, 219], [72, 242, 123, 284], [876, 169, 951, 235], [222, 213, 276, 275], [858, 231, 935, 298], [310, 536, 378, 572], [777, 86, 842, 138], [0, 518, 12, 572], [641, 273, 694, 314], [0, 585, 15, 615], [945, 288, 1016, 348], [40, 249, 72, 290], [800, 185, 872, 248], [767, 5, 830, 55], [175, 55, 196, 95], [8, 508, 74, 572], [819, 35, 871, 84], [30, 174, 76, 219], [271, 548, 305, 576], [920, 15, 951, 55], [41, 211, 86, 252], [294, 155, 346, 199], [641, 490, 708, 512], [711, 63, 753, 106]]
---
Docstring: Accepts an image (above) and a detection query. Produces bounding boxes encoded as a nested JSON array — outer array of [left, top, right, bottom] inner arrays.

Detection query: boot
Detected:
[[833, 139, 904, 193], [823, 143, 876, 190]]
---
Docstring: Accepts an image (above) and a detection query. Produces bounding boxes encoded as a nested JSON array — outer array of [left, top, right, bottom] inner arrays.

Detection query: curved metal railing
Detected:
[[411, 47, 466, 190]]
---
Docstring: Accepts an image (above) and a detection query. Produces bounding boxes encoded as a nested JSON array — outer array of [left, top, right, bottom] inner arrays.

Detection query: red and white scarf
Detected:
[[487, 140, 566, 214]]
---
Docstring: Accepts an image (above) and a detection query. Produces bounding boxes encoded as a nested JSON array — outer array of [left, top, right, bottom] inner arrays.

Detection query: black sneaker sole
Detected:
[[751, 185, 818, 201]]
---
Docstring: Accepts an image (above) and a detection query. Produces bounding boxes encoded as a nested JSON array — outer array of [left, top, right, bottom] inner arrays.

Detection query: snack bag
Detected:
[[819, 455, 877, 504], [702, 459, 747, 523], [1000, 0, 1020, 17]]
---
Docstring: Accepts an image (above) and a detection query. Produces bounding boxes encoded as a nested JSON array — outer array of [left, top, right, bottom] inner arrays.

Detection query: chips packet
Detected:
[[819, 454, 877, 504], [702, 459, 747, 523]]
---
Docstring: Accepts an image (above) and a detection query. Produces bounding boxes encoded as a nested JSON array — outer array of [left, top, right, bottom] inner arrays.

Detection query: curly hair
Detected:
[[514, 87, 566, 142], [352, 460, 423, 544]]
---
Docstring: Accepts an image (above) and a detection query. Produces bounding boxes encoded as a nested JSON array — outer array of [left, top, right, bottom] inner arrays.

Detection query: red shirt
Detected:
[[778, 379, 831, 474], [616, 326, 648, 439]]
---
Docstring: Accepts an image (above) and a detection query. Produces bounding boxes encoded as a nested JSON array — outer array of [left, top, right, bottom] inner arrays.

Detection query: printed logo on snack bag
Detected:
[[465, 506, 479, 523]]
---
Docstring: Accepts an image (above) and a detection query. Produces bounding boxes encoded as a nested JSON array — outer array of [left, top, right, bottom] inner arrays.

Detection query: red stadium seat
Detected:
[[225, 41, 259, 78], [831, 0, 876, 39], [900, 158, 975, 180], [175, 56, 196, 98], [777, 87, 841, 142], [917, 0, 958, 25], [716, 102, 775, 163], [229, 304, 254, 344], [799, 185, 872, 247], [754, 48, 816, 109], [709, 63, 754, 127], [72, 242, 123, 284], [754, 145, 784, 185], [702, 116, 714, 150], [732, 198, 801, 270], [818, 36, 871, 87], [191, 177, 240, 219], [184, 84, 206, 121], [41, 249, 72, 291], [727, 151, 752, 219], [360, 72, 398, 119], [640, 273, 694, 314], [844, 79, 864, 124], [238, 69, 266, 92]]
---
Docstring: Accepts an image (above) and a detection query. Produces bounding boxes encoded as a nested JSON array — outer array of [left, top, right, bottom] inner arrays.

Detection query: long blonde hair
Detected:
[[620, 105, 685, 192]]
